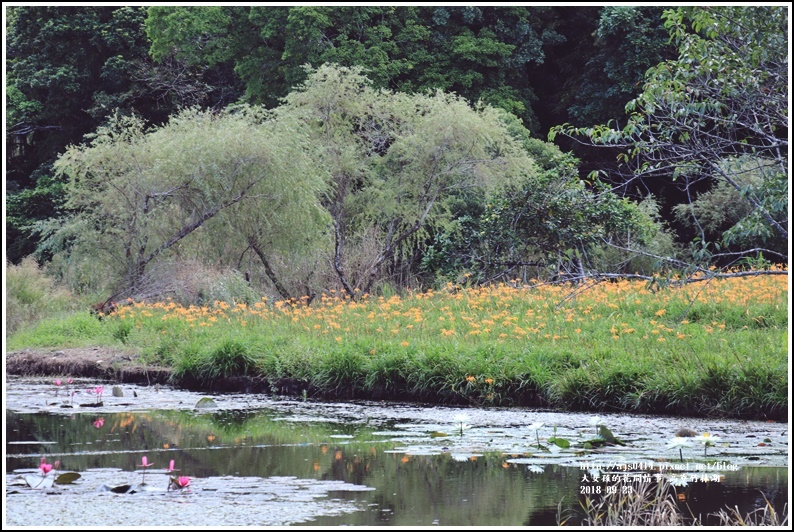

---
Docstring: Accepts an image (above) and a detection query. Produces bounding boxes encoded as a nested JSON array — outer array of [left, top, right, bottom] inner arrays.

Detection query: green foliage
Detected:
[[146, 6, 237, 66], [672, 157, 788, 255], [111, 321, 133, 344], [279, 64, 539, 295], [43, 106, 329, 299], [202, 339, 258, 379], [563, 6, 673, 125], [144, 6, 564, 130], [5, 6, 160, 264], [550, 6, 788, 262], [193, 269, 261, 307], [422, 147, 654, 283], [6, 312, 108, 350], [314, 346, 367, 397], [5, 256, 82, 336]]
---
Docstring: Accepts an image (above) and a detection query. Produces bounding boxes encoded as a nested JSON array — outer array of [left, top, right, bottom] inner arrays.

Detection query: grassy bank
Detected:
[[7, 271, 788, 420]]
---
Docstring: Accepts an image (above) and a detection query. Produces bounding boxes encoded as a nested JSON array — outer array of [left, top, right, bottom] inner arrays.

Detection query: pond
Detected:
[[4, 376, 788, 526]]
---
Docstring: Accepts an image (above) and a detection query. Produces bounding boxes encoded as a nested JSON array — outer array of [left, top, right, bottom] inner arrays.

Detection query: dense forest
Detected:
[[5, 6, 788, 305]]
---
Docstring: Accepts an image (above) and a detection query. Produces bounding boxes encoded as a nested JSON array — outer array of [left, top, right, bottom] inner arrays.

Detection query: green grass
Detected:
[[5, 257, 89, 336], [6, 276, 788, 420]]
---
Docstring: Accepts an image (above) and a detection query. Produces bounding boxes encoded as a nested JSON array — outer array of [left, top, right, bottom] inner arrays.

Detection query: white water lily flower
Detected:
[[453, 413, 471, 432], [694, 432, 720, 456], [527, 422, 544, 431], [588, 415, 604, 426], [694, 432, 719, 446], [666, 436, 695, 449], [527, 465, 544, 474], [453, 413, 470, 424]]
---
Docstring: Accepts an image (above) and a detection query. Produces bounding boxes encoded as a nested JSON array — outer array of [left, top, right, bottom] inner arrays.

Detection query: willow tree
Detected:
[[278, 64, 538, 297], [43, 107, 328, 298]]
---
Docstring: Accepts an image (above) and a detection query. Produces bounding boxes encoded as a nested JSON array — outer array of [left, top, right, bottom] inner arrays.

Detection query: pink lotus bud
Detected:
[[141, 456, 150, 467], [54, 380, 62, 386], [169, 459, 175, 472]]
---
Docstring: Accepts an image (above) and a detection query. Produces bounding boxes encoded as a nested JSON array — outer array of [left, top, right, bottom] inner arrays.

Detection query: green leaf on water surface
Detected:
[[598, 425, 626, 446], [548, 437, 570, 449], [54, 472, 81, 484], [583, 438, 608, 448]]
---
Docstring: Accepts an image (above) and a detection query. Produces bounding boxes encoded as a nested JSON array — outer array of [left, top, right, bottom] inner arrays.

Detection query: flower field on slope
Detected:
[[9, 269, 788, 419]]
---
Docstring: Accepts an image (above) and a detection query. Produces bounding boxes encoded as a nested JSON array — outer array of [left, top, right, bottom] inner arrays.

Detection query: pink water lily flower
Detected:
[[175, 476, 190, 489], [54, 379, 62, 386], [93, 417, 105, 428], [39, 457, 53, 474]]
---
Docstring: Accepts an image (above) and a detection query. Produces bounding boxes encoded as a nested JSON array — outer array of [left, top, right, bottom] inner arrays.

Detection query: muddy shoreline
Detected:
[[6, 347, 172, 385], [4, 348, 317, 397]]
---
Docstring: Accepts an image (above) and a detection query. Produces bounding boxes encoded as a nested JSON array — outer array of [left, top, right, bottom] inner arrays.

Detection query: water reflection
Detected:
[[6, 408, 788, 526]]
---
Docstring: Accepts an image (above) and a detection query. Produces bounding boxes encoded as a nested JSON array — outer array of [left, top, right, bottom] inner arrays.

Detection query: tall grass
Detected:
[[6, 270, 788, 418], [564, 478, 788, 526], [6, 257, 87, 337]]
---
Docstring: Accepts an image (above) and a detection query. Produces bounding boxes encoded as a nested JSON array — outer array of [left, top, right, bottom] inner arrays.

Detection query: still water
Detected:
[[4, 377, 789, 527]]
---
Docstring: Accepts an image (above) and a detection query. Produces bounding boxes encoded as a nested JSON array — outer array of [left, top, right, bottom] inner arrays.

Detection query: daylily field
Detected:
[[8, 268, 788, 420]]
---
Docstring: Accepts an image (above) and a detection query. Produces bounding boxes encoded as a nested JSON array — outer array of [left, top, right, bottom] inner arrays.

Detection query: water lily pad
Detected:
[[112, 386, 124, 397], [548, 437, 570, 449], [55, 472, 81, 485]]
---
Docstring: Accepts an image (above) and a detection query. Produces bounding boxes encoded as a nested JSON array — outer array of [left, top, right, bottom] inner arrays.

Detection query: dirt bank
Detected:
[[5, 347, 312, 396], [5, 347, 171, 385]]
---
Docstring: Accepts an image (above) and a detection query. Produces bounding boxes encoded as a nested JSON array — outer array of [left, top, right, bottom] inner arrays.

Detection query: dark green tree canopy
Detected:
[[144, 6, 565, 130], [551, 6, 788, 265]]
